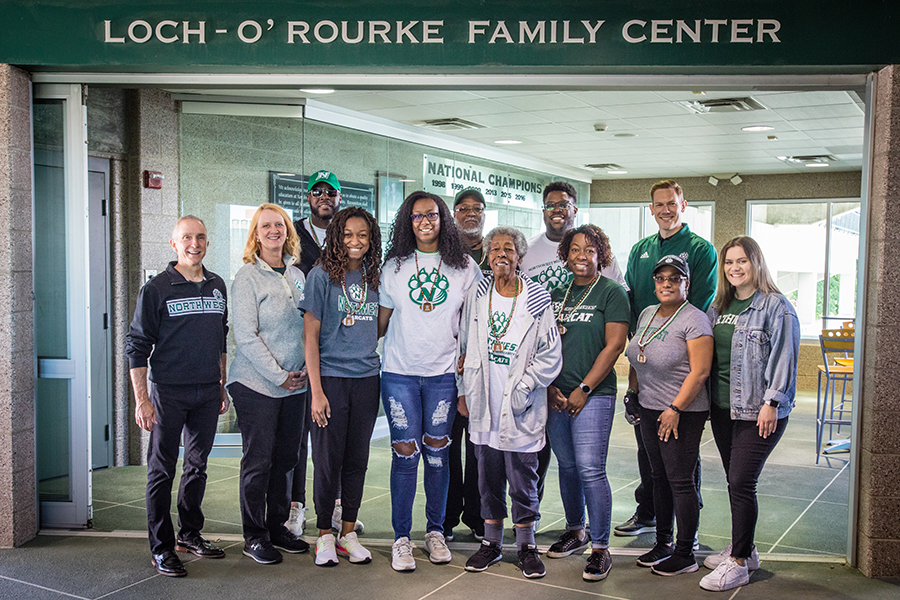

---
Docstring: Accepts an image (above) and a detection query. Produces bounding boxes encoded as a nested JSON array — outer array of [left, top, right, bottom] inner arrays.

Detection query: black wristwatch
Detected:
[[579, 382, 591, 394], [765, 399, 780, 408]]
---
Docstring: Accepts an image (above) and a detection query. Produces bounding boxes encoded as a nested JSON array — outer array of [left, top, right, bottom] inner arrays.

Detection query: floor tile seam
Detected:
[[451, 564, 633, 600], [92, 573, 161, 600], [697, 486, 849, 505], [767, 462, 850, 553], [415, 571, 467, 600], [0, 574, 91, 600]]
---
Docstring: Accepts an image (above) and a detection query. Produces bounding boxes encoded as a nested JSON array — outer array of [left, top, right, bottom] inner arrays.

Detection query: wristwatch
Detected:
[[579, 382, 591, 394], [765, 399, 780, 407]]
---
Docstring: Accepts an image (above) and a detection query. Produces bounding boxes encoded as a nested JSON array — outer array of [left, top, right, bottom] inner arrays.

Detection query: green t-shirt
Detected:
[[711, 295, 754, 409], [551, 276, 630, 397]]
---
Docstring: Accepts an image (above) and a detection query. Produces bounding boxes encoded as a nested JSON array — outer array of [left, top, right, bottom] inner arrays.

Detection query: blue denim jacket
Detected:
[[707, 291, 800, 421]]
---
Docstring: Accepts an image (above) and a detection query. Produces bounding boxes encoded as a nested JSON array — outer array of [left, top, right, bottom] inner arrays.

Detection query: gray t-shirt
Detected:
[[627, 303, 713, 412], [299, 264, 380, 378]]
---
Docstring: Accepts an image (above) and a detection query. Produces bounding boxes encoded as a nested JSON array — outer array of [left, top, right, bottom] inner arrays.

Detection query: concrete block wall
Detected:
[[857, 64, 900, 578], [0, 64, 36, 547]]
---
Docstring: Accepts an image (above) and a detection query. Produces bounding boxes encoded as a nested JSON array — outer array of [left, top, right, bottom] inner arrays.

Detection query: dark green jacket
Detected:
[[625, 223, 718, 333]]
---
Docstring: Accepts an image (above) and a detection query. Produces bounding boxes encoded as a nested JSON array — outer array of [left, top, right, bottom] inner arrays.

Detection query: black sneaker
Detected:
[[547, 530, 589, 558], [636, 543, 674, 567], [583, 548, 612, 581], [517, 544, 546, 579], [614, 512, 657, 537], [445, 529, 454, 542], [470, 523, 485, 541], [271, 530, 310, 554], [651, 553, 699, 576], [465, 540, 503, 572], [243, 540, 283, 564]]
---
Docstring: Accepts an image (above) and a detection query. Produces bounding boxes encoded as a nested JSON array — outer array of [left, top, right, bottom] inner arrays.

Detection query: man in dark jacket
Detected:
[[293, 169, 342, 275], [126, 215, 230, 577]]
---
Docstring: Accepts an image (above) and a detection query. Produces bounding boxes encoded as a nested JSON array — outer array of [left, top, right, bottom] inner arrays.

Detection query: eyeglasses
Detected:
[[309, 188, 339, 198], [454, 206, 484, 215], [411, 212, 440, 223], [543, 200, 572, 211], [654, 275, 686, 284]]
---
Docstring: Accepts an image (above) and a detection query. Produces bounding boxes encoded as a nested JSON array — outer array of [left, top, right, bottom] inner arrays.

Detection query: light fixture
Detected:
[[731, 175, 743, 185], [299, 88, 335, 94], [742, 125, 774, 132], [494, 139, 522, 145], [593, 123, 608, 132], [613, 133, 637, 138], [607, 170, 628, 175], [778, 154, 835, 167], [708, 176, 719, 186], [806, 162, 830, 168]]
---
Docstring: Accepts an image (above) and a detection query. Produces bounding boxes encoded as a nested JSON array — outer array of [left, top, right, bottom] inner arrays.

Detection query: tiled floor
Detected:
[[5, 390, 889, 600]]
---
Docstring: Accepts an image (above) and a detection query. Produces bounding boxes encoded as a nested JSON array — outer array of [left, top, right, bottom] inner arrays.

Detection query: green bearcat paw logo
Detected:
[[408, 268, 450, 308], [533, 264, 573, 291]]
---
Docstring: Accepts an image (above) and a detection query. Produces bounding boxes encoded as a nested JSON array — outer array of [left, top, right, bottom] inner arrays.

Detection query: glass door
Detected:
[[33, 83, 92, 528]]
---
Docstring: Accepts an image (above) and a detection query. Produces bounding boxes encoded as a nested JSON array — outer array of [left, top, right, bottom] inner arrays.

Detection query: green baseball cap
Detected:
[[307, 170, 341, 192]]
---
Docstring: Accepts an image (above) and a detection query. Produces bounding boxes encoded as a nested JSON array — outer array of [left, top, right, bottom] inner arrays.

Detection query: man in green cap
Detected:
[[294, 169, 342, 275]]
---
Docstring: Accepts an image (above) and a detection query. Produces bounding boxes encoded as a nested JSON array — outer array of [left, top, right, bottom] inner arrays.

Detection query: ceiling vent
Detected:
[[678, 97, 768, 114], [778, 154, 836, 165], [585, 163, 625, 170], [418, 118, 484, 131]]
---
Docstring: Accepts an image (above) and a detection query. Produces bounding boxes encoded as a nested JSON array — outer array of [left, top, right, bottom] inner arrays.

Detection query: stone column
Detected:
[[858, 64, 900, 577], [0, 64, 36, 547]]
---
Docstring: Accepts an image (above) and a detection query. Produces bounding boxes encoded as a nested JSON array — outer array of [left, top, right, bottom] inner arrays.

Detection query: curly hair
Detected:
[[320, 207, 382, 292], [557, 224, 613, 271], [543, 181, 577, 202], [384, 191, 469, 272], [242, 204, 301, 265]]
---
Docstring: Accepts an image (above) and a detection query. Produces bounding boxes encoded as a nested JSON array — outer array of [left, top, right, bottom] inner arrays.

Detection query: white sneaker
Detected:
[[337, 532, 372, 564], [285, 502, 307, 536], [332, 501, 365, 534], [704, 543, 760, 571], [315, 534, 339, 567], [424, 531, 452, 564], [392, 537, 417, 571], [699, 556, 750, 591]]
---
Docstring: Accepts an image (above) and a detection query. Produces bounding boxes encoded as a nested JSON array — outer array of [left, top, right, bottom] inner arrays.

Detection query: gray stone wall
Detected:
[[0, 64, 35, 547], [857, 64, 900, 578]]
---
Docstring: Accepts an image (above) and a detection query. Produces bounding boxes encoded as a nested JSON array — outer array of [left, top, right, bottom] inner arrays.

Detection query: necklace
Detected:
[[308, 220, 325, 249], [488, 276, 521, 353], [636, 301, 689, 363], [340, 263, 367, 327], [474, 244, 488, 271], [555, 273, 600, 335], [413, 251, 444, 312]]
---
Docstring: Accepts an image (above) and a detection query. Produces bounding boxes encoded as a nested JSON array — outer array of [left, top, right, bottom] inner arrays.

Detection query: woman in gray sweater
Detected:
[[226, 203, 309, 565]]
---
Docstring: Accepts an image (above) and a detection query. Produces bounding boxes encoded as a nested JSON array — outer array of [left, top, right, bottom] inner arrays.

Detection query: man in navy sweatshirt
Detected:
[[126, 215, 230, 578]]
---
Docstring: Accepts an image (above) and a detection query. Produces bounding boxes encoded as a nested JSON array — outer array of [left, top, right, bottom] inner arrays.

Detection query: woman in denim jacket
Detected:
[[701, 236, 800, 592]]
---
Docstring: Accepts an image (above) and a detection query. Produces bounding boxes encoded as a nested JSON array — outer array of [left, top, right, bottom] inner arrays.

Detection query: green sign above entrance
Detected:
[[1, 1, 898, 73]]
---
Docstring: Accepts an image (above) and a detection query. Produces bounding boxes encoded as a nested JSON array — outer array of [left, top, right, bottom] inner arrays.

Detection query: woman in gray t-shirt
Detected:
[[625, 255, 713, 577]]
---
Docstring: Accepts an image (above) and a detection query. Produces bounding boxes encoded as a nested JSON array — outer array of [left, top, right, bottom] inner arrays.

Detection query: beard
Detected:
[[458, 221, 484, 237]]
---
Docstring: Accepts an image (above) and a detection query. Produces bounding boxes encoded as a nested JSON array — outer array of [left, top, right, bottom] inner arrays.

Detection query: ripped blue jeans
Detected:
[[381, 372, 458, 540]]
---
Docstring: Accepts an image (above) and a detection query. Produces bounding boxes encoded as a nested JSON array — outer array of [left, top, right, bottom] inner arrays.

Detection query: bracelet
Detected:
[[668, 403, 682, 414]]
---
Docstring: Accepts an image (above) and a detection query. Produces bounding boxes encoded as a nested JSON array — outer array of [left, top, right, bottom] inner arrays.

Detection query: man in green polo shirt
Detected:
[[616, 179, 717, 540]]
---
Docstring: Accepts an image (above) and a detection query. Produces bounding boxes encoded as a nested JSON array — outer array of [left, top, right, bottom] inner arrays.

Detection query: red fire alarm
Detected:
[[144, 170, 164, 189]]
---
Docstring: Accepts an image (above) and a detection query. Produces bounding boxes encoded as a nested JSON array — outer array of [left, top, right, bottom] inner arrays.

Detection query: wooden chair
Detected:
[[816, 328, 854, 463]]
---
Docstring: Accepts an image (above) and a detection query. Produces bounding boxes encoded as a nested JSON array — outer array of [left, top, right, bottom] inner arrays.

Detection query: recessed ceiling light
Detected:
[[300, 88, 335, 94], [613, 133, 637, 138], [742, 125, 775, 132], [494, 140, 522, 145], [806, 162, 830, 168], [607, 170, 628, 175]]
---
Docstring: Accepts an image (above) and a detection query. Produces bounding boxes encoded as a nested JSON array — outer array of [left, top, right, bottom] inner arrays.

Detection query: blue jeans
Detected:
[[381, 372, 458, 540], [547, 394, 615, 548]]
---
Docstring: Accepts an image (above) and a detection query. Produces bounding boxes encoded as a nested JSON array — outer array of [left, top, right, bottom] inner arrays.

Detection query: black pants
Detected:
[[290, 388, 310, 505], [709, 403, 788, 558], [640, 408, 706, 556], [633, 423, 704, 521], [230, 382, 305, 543], [444, 412, 484, 532], [146, 382, 220, 554], [535, 434, 552, 504], [310, 375, 380, 531]]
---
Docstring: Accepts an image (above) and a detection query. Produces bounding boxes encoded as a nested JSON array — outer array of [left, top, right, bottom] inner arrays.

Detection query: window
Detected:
[[747, 199, 860, 338], [588, 202, 714, 273]]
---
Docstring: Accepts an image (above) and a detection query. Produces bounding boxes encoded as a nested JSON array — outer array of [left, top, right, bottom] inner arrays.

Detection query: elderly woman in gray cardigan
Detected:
[[457, 226, 562, 579], [226, 203, 310, 565]]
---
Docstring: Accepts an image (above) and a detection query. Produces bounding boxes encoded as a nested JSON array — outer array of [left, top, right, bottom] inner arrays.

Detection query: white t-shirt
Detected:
[[470, 288, 544, 453], [520, 232, 627, 293], [304, 220, 327, 249], [380, 250, 482, 375]]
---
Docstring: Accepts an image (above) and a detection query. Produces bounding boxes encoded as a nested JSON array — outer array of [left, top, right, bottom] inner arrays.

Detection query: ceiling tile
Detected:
[[322, 93, 413, 111], [493, 93, 590, 111]]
